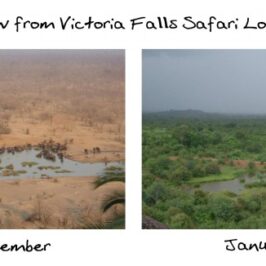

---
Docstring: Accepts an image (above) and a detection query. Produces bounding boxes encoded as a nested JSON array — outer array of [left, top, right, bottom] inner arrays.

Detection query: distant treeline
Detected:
[[143, 110, 266, 123]]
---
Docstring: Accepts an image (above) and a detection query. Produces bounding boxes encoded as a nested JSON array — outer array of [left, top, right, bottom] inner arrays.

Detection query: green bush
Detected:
[[143, 181, 169, 205], [205, 162, 221, 175]]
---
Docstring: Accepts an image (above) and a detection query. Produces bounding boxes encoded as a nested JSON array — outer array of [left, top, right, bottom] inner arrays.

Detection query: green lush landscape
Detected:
[[143, 110, 266, 229]]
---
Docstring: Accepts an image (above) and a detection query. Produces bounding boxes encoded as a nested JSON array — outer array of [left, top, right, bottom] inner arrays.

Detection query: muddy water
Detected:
[[200, 176, 258, 194], [0, 150, 124, 179]]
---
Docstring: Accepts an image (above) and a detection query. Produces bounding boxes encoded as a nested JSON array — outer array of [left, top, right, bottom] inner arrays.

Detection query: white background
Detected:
[[1, 0, 266, 265]]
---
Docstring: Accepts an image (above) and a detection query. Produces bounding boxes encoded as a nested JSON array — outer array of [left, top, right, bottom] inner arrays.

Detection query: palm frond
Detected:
[[104, 215, 125, 229], [81, 215, 125, 229], [94, 175, 125, 188], [101, 190, 125, 212], [90, 166, 125, 229], [94, 166, 125, 188]]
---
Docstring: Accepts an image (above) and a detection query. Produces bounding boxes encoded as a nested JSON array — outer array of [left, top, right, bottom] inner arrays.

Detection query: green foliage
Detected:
[[193, 190, 208, 205], [143, 180, 169, 205], [208, 193, 237, 221], [169, 167, 192, 183], [148, 156, 172, 177], [168, 212, 194, 229], [205, 162, 221, 175], [248, 161, 256, 169], [143, 112, 266, 228], [246, 144, 263, 153]]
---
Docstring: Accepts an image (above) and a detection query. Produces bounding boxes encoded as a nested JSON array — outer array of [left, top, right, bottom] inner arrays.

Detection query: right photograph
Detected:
[[142, 49, 266, 229]]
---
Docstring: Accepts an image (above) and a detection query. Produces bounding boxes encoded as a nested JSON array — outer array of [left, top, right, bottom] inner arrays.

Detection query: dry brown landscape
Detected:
[[0, 50, 125, 229], [0, 177, 124, 229]]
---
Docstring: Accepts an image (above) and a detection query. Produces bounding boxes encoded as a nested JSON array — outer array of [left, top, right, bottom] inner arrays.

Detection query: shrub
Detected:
[[143, 181, 169, 205], [205, 162, 221, 175], [208, 193, 237, 221], [169, 212, 194, 229], [170, 167, 192, 182], [246, 144, 263, 153]]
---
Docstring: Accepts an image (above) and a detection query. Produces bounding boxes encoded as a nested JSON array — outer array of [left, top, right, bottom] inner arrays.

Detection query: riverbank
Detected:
[[188, 166, 240, 184], [0, 176, 124, 229]]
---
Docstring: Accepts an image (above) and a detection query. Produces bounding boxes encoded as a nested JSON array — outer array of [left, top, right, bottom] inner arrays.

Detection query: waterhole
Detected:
[[0, 150, 123, 179]]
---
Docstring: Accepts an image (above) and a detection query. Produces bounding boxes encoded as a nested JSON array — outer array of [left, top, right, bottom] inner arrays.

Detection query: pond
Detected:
[[0, 150, 124, 179], [199, 175, 259, 194]]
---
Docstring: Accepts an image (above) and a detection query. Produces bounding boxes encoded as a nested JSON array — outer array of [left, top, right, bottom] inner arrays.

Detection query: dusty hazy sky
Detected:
[[143, 50, 266, 114]]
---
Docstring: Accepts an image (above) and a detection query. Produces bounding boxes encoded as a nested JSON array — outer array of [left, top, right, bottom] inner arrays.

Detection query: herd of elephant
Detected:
[[0, 139, 102, 162], [84, 146, 101, 155]]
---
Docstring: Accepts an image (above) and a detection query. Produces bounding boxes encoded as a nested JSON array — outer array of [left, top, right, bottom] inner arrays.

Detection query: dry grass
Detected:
[[0, 176, 124, 229], [0, 50, 125, 163], [0, 50, 125, 228]]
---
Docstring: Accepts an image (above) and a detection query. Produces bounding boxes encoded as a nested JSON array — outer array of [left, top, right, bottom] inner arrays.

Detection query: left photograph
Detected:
[[0, 50, 125, 229]]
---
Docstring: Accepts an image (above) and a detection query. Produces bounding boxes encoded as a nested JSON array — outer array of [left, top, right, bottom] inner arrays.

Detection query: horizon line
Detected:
[[142, 109, 266, 116]]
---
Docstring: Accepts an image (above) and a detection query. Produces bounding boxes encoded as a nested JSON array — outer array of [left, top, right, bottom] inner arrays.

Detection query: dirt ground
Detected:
[[0, 177, 124, 229], [0, 50, 125, 228]]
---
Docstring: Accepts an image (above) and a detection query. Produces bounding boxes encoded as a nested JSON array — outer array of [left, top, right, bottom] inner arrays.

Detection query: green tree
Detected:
[[208, 193, 237, 221]]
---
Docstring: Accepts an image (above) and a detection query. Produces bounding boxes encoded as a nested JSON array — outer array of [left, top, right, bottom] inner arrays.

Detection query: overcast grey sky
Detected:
[[143, 50, 266, 114]]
